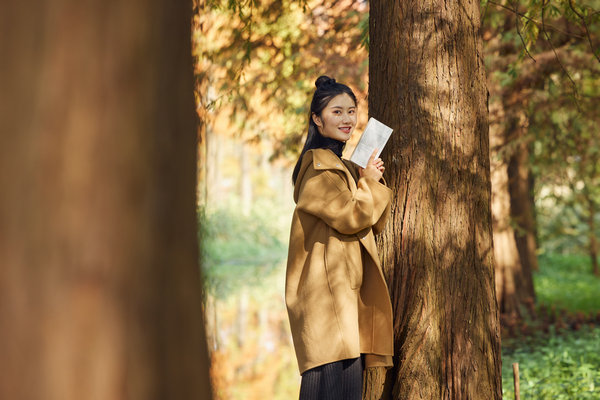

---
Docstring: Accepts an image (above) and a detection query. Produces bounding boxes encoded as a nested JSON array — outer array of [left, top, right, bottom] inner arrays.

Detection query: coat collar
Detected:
[[312, 149, 360, 185], [312, 148, 346, 171], [294, 149, 358, 204]]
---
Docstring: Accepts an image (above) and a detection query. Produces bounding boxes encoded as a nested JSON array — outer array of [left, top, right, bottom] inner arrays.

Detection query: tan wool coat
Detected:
[[285, 148, 394, 374]]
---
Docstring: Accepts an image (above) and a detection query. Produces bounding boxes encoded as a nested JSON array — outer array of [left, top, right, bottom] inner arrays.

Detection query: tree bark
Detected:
[[369, 1, 501, 398], [0, 1, 212, 399]]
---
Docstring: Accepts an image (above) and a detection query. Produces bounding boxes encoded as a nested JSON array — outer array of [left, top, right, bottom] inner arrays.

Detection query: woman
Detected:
[[286, 76, 394, 400]]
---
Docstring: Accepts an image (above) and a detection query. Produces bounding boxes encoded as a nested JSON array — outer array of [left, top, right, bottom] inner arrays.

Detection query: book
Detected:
[[349, 117, 394, 168]]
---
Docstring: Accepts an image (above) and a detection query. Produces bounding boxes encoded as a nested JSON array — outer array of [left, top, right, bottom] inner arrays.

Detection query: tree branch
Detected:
[[568, 0, 600, 64], [487, 0, 585, 39], [509, 0, 536, 62], [540, 0, 581, 105]]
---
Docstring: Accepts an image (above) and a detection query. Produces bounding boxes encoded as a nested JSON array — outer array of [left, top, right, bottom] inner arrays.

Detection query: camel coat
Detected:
[[285, 148, 394, 374]]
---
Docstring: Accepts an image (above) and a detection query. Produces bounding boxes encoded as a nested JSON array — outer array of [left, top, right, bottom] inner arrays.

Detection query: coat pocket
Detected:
[[325, 228, 363, 290], [343, 240, 363, 290]]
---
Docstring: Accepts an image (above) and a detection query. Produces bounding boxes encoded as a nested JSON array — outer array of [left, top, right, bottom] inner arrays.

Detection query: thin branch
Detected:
[[482, 0, 491, 24], [539, 0, 581, 106], [568, 0, 600, 64], [510, 0, 537, 62], [490, 0, 585, 108], [487, 0, 585, 39]]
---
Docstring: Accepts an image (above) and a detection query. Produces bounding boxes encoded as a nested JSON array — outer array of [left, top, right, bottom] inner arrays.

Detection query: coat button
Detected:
[[336, 163, 340, 167], [317, 163, 321, 167]]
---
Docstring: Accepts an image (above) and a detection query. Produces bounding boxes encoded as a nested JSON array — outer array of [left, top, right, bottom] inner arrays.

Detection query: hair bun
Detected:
[[315, 75, 336, 89]]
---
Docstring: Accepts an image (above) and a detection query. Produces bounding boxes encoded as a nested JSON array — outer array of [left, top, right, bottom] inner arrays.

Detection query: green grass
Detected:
[[199, 198, 292, 298], [502, 327, 600, 399], [535, 253, 600, 313], [500, 253, 600, 399]]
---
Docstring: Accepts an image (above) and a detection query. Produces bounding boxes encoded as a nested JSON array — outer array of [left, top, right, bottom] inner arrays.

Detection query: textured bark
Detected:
[[369, 1, 501, 399], [362, 366, 388, 400], [0, 1, 212, 399]]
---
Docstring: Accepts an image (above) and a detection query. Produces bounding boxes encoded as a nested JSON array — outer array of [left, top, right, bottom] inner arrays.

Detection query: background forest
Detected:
[[194, 0, 600, 399]]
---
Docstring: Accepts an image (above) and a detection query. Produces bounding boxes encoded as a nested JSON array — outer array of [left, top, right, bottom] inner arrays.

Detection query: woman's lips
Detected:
[[339, 127, 352, 133]]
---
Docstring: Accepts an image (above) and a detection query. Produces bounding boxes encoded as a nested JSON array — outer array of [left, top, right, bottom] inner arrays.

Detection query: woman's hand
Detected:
[[359, 149, 385, 181]]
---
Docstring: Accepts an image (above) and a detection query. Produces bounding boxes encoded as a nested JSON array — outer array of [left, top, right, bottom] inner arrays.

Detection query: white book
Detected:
[[349, 117, 394, 168]]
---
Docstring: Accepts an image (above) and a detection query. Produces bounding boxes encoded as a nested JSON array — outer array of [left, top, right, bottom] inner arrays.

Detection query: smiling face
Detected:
[[312, 93, 357, 142]]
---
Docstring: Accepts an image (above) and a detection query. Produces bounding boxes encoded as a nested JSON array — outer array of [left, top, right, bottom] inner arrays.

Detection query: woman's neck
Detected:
[[319, 135, 345, 158]]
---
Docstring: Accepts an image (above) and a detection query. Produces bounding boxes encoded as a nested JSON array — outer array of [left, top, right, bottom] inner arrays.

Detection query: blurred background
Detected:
[[193, 0, 600, 398]]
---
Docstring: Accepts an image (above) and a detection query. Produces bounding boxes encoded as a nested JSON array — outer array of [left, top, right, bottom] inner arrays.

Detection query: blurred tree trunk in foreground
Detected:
[[0, 1, 212, 399], [368, 0, 502, 398]]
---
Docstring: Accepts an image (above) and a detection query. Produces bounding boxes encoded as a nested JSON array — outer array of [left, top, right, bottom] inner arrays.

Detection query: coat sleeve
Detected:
[[372, 177, 392, 235], [296, 165, 392, 235]]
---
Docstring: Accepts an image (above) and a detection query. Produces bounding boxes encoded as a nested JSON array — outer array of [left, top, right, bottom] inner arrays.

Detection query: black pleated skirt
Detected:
[[298, 357, 363, 400]]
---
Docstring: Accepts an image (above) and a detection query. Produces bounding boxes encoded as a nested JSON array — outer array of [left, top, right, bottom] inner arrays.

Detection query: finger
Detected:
[[368, 148, 379, 164]]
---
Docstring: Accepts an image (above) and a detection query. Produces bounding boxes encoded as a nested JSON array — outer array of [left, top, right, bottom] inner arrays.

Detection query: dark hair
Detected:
[[292, 76, 357, 185]]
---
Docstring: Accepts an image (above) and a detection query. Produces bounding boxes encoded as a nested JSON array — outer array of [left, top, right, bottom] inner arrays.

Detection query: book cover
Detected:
[[349, 117, 394, 168]]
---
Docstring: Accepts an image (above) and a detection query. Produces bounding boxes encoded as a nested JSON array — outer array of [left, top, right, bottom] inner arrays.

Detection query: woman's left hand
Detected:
[[359, 149, 385, 181]]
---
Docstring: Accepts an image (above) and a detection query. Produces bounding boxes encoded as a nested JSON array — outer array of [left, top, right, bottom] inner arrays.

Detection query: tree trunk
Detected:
[[240, 142, 253, 215], [206, 124, 221, 205], [0, 1, 212, 399], [193, 0, 212, 207], [490, 125, 523, 318], [489, 109, 534, 318], [587, 197, 600, 277], [369, 1, 501, 399], [488, 80, 535, 319], [507, 121, 539, 274]]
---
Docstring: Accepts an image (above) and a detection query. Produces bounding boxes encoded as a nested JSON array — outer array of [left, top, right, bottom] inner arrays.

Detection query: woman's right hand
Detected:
[[359, 149, 385, 181]]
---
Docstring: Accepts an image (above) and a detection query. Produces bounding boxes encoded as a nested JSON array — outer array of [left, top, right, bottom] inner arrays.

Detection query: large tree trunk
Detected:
[[369, 1, 501, 399], [0, 1, 212, 399]]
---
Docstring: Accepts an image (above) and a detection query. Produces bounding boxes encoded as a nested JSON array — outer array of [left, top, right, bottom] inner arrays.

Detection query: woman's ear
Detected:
[[312, 113, 323, 128]]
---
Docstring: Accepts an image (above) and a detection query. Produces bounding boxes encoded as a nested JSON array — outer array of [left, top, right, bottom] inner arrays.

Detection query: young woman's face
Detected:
[[313, 93, 357, 142]]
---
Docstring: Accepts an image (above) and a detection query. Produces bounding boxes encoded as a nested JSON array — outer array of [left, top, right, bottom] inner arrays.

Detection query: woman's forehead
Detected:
[[326, 93, 356, 109]]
